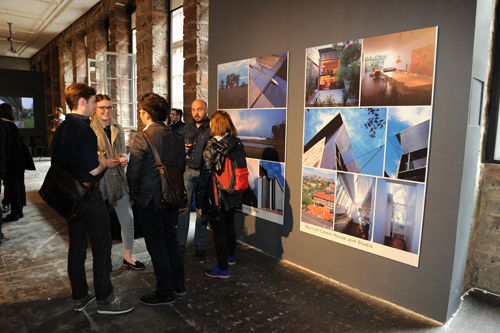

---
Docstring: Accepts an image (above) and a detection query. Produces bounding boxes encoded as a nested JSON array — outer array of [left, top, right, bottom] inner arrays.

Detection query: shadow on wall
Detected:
[[235, 179, 293, 259]]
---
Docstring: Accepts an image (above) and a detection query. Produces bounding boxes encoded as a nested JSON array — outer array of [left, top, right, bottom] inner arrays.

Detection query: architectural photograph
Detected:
[[218, 59, 249, 109], [303, 107, 387, 177], [384, 107, 431, 182], [305, 40, 361, 107], [248, 52, 288, 108], [360, 26, 437, 106], [243, 159, 285, 219], [372, 178, 425, 254], [301, 167, 337, 230], [334, 172, 375, 239]]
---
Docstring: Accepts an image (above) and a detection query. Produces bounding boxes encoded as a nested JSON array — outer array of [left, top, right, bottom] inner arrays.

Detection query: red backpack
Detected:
[[216, 143, 249, 195]]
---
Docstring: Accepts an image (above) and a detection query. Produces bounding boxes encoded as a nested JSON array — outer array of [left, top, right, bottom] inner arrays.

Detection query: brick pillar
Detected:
[[50, 44, 62, 111], [183, 0, 209, 123], [136, 0, 169, 130], [60, 36, 73, 113], [110, 2, 131, 53], [72, 31, 87, 83]]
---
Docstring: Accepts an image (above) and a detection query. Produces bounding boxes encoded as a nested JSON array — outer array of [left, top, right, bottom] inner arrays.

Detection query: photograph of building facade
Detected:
[[305, 40, 361, 107], [258, 162, 284, 214], [303, 113, 360, 173], [394, 119, 429, 182], [384, 107, 431, 182]]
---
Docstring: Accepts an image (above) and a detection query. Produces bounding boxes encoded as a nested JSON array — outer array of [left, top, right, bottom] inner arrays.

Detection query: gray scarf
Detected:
[[90, 115, 131, 208]]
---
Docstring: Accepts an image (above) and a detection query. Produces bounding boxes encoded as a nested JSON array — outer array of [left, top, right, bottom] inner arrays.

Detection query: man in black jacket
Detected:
[[177, 100, 211, 256], [0, 117, 11, 242], [127, 93, 186, 306], [53, 83, 133, 314]]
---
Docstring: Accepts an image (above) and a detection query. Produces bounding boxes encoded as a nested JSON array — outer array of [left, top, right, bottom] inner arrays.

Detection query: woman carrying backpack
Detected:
[[196, 110, 246, 278]]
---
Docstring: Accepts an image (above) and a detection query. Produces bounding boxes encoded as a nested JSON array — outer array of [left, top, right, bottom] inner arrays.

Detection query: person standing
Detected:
[[51, 107, 66, 133], [0, 117, 10, 242], [196, 111, 243, 278], [177, 100, 211, 256], [0, 103, 29, 222], [91, 94, 144, 270], [52, 83, 133, 314], [168, 108, 185, 134], [127, 93, 186, 306]]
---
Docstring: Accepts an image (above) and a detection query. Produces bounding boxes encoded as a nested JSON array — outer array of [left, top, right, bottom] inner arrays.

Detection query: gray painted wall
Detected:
[[209, 0, 478, 322]]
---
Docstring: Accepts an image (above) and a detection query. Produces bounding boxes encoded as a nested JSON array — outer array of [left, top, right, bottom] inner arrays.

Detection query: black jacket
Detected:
[[182, 119, 210, 170], [196, 136, 243, 214], [4, 121, 26, 174], [0, 118, 11, 179], [127, 122, 185, 208]]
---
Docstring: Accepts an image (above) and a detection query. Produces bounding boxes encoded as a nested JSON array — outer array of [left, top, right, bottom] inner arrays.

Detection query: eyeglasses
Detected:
[[170, 113, 180, 117], [97, 106, 114, 111]]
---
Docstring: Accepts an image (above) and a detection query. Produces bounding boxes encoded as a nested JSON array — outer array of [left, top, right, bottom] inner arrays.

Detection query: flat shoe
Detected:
[[123, 259, 145, 270]]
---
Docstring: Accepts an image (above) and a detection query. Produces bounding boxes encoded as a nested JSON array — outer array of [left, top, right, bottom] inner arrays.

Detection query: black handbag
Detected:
[[38, 163, 93, 222], [144, 130, 188, 210]]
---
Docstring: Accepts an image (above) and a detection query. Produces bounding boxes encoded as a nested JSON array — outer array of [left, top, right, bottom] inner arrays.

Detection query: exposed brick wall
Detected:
[[135, 0, 169, 130], [72, 32, 87, 83], [465, 163, 500, 293], [183, 0, 209, 123], [30, 0, 208, 134]]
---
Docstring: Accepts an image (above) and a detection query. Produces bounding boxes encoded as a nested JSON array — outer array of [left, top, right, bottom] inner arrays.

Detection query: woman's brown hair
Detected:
[[210, 110, 237, 138], [95, 94, 111, 103]]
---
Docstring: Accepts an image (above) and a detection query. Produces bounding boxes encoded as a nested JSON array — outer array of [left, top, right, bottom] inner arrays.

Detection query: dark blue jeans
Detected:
[[67, 187, 113, 301], [136, 200, 184, 297]]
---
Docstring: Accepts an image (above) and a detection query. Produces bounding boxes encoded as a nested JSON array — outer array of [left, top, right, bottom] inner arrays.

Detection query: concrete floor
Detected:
[[1, 159, 500, 332]]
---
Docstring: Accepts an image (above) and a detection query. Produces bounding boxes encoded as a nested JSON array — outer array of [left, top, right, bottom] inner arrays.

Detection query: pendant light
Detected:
[[396, 56, 402, 64]]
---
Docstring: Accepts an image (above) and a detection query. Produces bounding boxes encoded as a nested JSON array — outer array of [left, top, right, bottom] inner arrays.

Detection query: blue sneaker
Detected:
[[205, 266, 230, 278], [228, 255, 236, 265]]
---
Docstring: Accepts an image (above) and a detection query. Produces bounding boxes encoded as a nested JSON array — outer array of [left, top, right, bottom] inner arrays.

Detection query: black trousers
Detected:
[[67, 188, 113, 301], [2, 171, 25, 214], [209, 206, 236, 271], [136, 200, 185, 297]]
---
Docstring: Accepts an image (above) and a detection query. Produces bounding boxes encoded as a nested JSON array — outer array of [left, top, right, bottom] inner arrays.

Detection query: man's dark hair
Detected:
[[65, 83, 96, 111], [140, 93, 169, 122], [0, 103, 15, 121], [171, 108, 183, 117]]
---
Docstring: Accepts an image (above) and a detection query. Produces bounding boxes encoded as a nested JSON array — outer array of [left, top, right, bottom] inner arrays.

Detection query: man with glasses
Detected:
[[168, 108, 185, 134]]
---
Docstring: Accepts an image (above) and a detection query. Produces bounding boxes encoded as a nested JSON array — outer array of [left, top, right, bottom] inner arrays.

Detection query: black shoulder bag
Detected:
[[144, 130, 188, 210], [39, 162, 93, 222]]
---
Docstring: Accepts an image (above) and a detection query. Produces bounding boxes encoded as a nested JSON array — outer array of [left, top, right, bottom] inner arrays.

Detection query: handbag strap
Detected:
[[143, 129, 163, 166]]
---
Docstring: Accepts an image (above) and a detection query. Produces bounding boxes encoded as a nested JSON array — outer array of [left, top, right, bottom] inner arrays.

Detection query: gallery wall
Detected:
[[208, 0, 479, 322], [0, 68, 46, 137]]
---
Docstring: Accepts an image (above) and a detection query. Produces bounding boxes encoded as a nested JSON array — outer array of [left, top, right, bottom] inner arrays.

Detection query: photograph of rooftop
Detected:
[[249, 52, 288, 108], [301, 167, 337, 230]]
